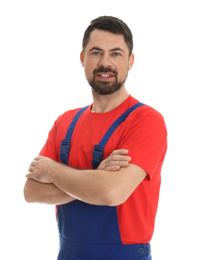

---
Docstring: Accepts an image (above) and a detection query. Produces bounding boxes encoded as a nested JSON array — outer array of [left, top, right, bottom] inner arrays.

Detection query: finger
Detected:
[[105, 165, 120, 171], [28, 164, 33, 171], [29, 160, 36, 167], [28, 165, 34, 173], [26, 172, 38, 181], [105, 160, 130, 167], [110, 149, 129, 155], [102, 155, 131, 166], [109, 154, 131, 162], [34, 155, 42, 161], [26, 172, 33, 179]]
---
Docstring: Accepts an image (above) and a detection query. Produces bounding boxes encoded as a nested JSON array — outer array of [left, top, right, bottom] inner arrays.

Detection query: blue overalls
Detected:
[[57, 103, 152, 260]]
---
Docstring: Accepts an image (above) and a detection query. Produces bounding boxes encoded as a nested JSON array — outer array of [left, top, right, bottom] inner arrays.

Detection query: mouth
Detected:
[[97, 73, 115, 81]]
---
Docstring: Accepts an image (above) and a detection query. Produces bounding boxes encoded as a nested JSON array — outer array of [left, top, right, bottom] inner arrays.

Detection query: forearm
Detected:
[[24, 179, 76, 205], [48, 163, 146, 206], [50, 166, 111, 205], [26, 153, 146, 206]]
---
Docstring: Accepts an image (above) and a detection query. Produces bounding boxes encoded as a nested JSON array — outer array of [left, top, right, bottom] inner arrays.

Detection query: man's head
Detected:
[[82, 16, 133, 56], [80, 16, 134, 95]]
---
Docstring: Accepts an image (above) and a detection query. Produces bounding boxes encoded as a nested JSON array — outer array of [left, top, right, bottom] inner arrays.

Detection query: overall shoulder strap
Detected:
[[59, 105, 89, 165], [92, 102, 145, 169]]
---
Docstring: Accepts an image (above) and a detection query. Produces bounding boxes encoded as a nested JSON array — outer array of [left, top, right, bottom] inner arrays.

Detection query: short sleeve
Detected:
[[119, 106, 167, 179], [39, 120, 59, 161]]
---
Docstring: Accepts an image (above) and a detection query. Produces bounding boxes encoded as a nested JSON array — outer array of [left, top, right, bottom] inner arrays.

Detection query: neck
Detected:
[[91, 86, 129, 113]]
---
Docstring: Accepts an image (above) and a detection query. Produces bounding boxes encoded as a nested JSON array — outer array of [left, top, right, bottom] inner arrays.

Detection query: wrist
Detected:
[[47, 161, 60, 183]]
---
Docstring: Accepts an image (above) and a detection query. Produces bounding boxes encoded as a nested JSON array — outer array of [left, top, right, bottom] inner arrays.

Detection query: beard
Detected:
[[88, 66, 127, 95]]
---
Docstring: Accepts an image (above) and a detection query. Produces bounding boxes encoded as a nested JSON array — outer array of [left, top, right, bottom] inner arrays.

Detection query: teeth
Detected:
[[101, 74, 110, 77]]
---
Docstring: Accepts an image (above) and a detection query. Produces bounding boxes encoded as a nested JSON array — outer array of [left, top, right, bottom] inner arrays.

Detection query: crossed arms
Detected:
[[24, 149, 147, 207]]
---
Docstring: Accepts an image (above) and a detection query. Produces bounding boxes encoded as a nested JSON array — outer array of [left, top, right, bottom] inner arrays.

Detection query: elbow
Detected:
[[104, 189, 128, 207], [23, 184, 34, 203]]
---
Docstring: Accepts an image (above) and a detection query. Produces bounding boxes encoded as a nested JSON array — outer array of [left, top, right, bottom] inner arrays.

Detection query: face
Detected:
[[80, 29, 134, 95]]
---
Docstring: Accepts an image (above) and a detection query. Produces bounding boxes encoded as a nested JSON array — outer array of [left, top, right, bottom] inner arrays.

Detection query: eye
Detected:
[[112, 52, 121, 56], [91, 52, 101, 56]]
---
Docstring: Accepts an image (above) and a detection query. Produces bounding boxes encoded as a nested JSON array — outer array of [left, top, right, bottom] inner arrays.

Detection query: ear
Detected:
[[80, 50, 85, 67], [128, 53, 134, 70]]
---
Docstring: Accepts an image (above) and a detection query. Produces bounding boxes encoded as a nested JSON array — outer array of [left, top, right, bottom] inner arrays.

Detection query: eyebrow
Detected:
[[89, 47, 124, 53], [110, 48, 124, 53], [89, 47, 103, 52]]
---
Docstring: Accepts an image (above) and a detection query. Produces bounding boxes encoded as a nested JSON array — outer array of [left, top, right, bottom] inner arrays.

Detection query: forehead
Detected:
[[85, 29, 129, 53]]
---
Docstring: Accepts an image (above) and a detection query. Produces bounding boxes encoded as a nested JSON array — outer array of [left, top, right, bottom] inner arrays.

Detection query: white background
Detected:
[[0, 0, 207, 259]]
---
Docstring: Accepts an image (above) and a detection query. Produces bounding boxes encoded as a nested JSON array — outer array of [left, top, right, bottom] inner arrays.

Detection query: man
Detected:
[[24, 16, 167, 260]]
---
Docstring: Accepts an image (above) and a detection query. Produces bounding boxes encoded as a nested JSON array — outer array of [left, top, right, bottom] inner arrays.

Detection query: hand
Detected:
[[26, 156, 58, 183], [98, 149, 131, 171]]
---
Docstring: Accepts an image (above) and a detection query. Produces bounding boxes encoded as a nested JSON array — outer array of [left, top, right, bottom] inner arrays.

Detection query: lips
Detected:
[[96, 72, 115, 81], [99, 74, 112, 78], [93, 66, 117, 81]]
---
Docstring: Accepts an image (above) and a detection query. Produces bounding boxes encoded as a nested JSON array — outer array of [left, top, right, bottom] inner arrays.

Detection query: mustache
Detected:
[[93, 66, 118, 76]]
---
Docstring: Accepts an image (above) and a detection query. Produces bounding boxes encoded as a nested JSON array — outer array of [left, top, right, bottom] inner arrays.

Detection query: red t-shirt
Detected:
[[40, 95, 167, 244]]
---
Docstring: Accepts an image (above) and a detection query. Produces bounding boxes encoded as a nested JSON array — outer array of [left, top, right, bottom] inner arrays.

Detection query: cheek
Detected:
[[84, 59, 96, 76], [118, 65, 129, 80], [84, 65, 92, 78]]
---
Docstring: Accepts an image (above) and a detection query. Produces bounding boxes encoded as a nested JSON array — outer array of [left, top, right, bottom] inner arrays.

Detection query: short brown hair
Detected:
[[82, 16, 133, 56]]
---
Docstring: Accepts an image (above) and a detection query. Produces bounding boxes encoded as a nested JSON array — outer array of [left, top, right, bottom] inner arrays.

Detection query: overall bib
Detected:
[[57, 103, 152, 260]]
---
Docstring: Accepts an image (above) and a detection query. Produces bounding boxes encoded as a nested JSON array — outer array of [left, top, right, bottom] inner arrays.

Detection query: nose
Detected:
[[98, 53, 112, 68]]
